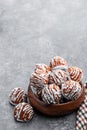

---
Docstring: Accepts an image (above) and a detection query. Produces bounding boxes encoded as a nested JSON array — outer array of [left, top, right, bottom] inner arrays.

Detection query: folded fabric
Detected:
[[76, 83, 87, 130]]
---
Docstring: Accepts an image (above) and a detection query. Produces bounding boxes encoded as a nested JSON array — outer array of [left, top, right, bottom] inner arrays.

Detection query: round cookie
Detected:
[[14, 102, 34, 122], [48, 69, 70, 86], [68, 66, 83, 82], [50, 56, 68, 69], [30, 72, 48, 89], [30, 85, 42, 99], [61, 80, 82, 100], [9, 87, 25, 105], [34, 64, 50, 74], [41, 84, 62, 104], [52, 65, 68, 71]]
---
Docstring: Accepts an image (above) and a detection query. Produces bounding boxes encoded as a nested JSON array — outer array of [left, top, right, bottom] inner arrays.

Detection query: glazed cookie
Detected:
[[14, 102, 34, 122], [34, 64, 50, 74], [9, 87, 25, 105], [41, 84, 61, 104], [48, 69, 69, 86], [30, 72, 48, 89], [68, 66, 83, 82], [61, 80, 82, 100], [50, 56, 68, 69], [30, 85, 42, 99]]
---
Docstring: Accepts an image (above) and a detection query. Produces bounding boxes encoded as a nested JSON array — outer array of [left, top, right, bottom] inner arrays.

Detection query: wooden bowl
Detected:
[[28, 84, 85, 116]]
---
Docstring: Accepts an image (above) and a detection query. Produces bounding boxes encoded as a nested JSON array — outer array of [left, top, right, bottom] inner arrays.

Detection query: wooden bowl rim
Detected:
[[28, 83, 85, 107]]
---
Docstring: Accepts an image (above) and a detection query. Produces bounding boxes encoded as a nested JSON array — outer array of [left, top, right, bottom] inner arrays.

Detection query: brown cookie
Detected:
[[9, 88, 25, 106], [14, 102, 34, 122], [41, 84, 62, 104]]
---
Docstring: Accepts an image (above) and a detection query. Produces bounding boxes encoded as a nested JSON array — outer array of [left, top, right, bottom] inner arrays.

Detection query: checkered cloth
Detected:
[[76, 83, 87, 130]]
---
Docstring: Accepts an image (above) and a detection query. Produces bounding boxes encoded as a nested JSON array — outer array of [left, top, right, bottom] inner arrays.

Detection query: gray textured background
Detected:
[[0, 0, 87, 130]]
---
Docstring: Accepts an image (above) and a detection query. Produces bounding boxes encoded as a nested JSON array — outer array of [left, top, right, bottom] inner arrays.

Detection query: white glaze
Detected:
[[14, 103, 34, 122], [35, 64, 50, 74], [62, 80, 82, 100], [49, 69, 69, 85], [68, 66, 83, 82], [9, 88, 25, 105], [50, 56, 68, 68], [42, 84, 61, 104], [30, 72, 48, 89]]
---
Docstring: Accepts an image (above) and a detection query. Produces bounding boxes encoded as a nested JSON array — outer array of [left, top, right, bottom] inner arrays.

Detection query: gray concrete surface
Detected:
[[0, 0, 87, 130]]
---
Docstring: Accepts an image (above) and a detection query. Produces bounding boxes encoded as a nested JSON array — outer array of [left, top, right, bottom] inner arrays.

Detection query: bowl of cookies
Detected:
[[28, 56, 85, 116]]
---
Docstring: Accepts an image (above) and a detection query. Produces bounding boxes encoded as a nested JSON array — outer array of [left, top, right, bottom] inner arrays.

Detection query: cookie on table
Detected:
[[9, 87, 25, 106], [14, 102, 34, 122]]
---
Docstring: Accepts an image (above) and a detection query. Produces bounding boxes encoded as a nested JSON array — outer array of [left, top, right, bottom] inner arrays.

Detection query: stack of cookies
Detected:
[[9, 56, 83, 122], [30, 56, 83, 104], [9, 87, 34, 122]]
